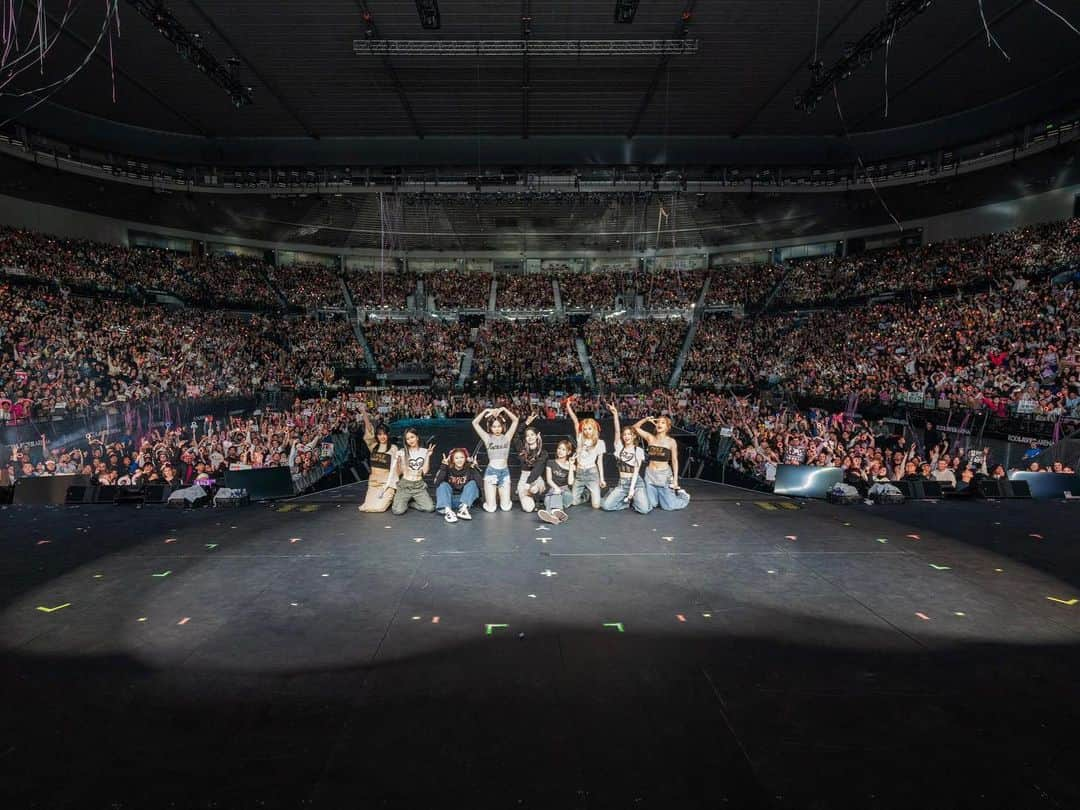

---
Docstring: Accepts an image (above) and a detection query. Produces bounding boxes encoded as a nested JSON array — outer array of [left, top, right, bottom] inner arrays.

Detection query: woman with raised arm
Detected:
[[538, 439, 576, 524], [566, 395, 606, 508], [633, 414, 691, 511], [433, 447, 482, 523], [390, 428, 436, 515], [357, 406, 399, 513], [514, 412, 548, 513], [602, 402, 651, 514], [472, 405, 519, 512]]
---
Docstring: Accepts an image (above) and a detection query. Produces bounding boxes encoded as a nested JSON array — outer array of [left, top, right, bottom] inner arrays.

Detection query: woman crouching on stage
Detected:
[[391, 428, 437, 515], [538, 439, 575, 524], [602, 403, 651, 514], [472, 405, 519, 512], [566, 395, 606, 508], [514, 413, 548, 513], [633, 415, 691, 511], [434, 448, 481, 523], [358, 408, 398, 513]]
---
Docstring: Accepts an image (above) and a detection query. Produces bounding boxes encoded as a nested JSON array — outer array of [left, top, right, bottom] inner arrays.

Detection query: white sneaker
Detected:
[[443, 508, 458, 523], [538, 509, 559, 524], [457, 504, 472, 520]]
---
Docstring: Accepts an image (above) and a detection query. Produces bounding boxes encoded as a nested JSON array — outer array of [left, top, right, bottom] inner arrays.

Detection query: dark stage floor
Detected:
[[2, 481, 1079, 809]]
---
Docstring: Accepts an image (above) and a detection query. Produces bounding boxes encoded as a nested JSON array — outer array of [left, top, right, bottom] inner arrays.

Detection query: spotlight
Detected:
[[614, 0, 639, 24], [415, 0, 441, 30]]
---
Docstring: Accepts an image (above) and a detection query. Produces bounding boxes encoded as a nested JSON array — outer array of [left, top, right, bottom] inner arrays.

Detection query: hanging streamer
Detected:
[[1035, 1, 1080, 37], [832, 85, 904, 233], [977, 0, 1011, 61]]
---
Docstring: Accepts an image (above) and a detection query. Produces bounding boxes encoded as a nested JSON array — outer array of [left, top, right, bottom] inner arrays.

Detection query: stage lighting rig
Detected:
[[795, 0, 932, 113], [126, 0, 253, 107], [614, 0, 640, 24], [415, 0, 441, 30]]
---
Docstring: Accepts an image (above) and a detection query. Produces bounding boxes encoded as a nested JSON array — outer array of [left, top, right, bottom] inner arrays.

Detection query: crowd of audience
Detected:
[[557, 271, 620, 310], [497, 273, 554, 310], [470, 320, 582, 392], [637, 270, 706, 309], [706, 264, 785, 310], [3, 394, 367, 486], [347, 270, 416, 309], [584, 318, 687, 391], [362, 317, 466, 388], [776, 219, 1080, 306], [427, 271, 491, 310], [274, 262, 344, 309], [0, 280, 363, 419]]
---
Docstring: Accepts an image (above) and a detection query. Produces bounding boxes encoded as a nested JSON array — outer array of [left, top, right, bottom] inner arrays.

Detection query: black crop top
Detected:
[[646, 444, 673, 464], [369, 448, 393, 472]]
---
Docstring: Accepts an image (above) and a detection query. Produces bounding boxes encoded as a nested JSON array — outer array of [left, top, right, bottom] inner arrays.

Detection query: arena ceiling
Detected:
[[4, 1, 1080, 166]]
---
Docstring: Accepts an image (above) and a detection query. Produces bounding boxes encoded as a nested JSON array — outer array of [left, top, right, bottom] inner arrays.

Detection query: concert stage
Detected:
[[2, 481, 1078, 809]]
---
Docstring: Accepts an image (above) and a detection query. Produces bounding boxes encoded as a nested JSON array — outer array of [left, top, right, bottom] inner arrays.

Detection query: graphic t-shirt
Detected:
[[485, 434, 512, 468], [613, 440, 645, 476], [575, 437, 606, 469], [547, 459, 571, 489]]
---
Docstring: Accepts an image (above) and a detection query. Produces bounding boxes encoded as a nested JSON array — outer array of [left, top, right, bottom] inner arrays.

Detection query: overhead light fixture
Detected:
[[415, 0, 441, 30], [614, 0, 639, 24]]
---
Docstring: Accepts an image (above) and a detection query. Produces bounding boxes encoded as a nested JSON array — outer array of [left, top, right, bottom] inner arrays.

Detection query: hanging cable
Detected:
[[1035, 0, 1080, 37], [833, 85, 904, 233], [977, 0, 1011, 61]]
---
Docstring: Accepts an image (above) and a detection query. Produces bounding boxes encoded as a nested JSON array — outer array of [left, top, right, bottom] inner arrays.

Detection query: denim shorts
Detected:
[[484, 466, 510, 485]]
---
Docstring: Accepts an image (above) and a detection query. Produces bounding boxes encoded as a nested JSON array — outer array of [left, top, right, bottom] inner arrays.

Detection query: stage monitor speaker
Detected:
[[14, 475, 89, 504], [65, 485, 95, 504], [921, 480, 943, 499], [94, 485, 118, 503], [143, 485, 168, 504], [114, 487, 146, 505], [0, 484, 13, 504], [1008, 471, 1079, 499], [224, 467, 294, 501], [167, 485, 209, 509], [773, 465, 843, 499]]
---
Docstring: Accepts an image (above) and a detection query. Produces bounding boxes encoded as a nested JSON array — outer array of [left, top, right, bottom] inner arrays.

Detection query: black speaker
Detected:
[[975, 479, 1005, 498], [65, 485, 95, 504], [1002, 479, 1031, 499], [94, 485, 118, 503], [14, 475, 89, 504], [921, 480, 943, 499], [143, 485, 168, 504], [114, 487, 146, 505], [0, 485, 13, 505]]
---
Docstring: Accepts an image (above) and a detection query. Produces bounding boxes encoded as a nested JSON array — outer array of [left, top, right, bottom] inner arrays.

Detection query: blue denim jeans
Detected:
[[436, 480, 479, 512], [643, 467, 690, 511], [602, 476, 652, 514]]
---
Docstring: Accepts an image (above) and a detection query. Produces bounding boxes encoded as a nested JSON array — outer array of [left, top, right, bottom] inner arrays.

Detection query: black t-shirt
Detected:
[[546, 459, 570, 489], [434, 464, 481, 494]]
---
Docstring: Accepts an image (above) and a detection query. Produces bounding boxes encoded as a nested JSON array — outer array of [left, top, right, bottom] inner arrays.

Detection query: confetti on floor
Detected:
[[36, 540, 51, 546], [785, 535, 797, 541], [1029, 533, 1044, 540], [36, 603, 71, 613], [1046, 597, 1078, 606], [431, 616, 440, 624], [177, 617, 190, 625], [929, 564, 951, 571], [676, 614, 686, 623], [906, 534, 921, 540], [290, 538, 301, 544], [137, 617, 147, 622], [915, 612, 930, 621], [876, 538, 889, 543], [164, 538, 177, 544], [527, 594, 537, 599]]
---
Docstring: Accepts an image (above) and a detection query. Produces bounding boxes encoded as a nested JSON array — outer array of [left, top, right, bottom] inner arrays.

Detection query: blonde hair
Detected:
[[579, 417, 600, 442]]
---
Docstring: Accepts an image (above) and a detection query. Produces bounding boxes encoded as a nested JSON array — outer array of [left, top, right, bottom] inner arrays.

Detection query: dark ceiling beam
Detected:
[[186, 0, 318, 138], [731, 0, 870, 138], [851, 0, 1031, 129], [627, 0, 697, 139], [354, 1, 425, 138], [23, 0, 209, 136]]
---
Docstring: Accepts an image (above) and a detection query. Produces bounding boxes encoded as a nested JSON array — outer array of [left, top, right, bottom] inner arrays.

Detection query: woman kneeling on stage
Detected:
[[566, 396, 606, 508], [391, 428, 437, 515], [633, 415, 691, 511], [514, 413, 548, 513], [602, 403, 651, 514], [434, 448, 481, 523], [472, 405, 519, 512], [538, 440, 575, 524], [358, 408, 398, 513]]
